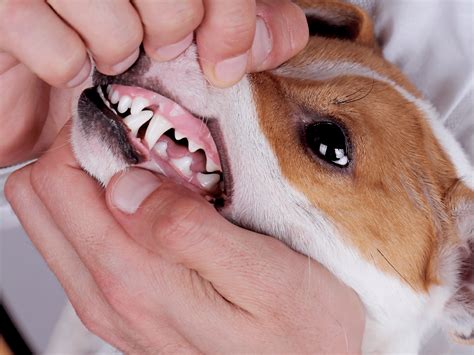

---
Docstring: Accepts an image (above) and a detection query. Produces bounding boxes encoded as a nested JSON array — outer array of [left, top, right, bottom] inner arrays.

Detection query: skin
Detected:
[[5, 127, 365, 353], [2, 0, 364, 351], [0, 0, 309, 167]]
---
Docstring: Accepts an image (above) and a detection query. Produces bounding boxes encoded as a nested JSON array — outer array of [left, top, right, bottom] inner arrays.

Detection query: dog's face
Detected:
[[72, 0, 473, 351]]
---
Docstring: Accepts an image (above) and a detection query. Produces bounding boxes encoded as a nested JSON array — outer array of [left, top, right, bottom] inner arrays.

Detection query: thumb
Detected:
[[105, 168, 293, 309]]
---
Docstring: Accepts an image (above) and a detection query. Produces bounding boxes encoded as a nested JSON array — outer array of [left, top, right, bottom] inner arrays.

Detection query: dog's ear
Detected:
[[296, 0, 377, 49], [442, 182, 474, 344]]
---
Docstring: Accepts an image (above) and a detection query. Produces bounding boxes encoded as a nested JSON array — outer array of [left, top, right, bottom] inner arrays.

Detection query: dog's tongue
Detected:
[[100, 84, 222, 195]]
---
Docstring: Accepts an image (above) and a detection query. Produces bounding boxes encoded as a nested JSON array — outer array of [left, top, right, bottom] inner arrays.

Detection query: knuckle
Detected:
[[49, 49, 86, 85], [74, 302, 108, 336], [152, 3, 203, 34], [30, 160, 51, 194], [216, 20, 255, 50], [95, 271, 133, 311], [92, 29, 142, 65], [4, 170, 24, 204]]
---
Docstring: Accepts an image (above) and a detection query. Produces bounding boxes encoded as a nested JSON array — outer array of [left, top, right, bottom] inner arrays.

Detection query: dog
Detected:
[[71, 0, 473, 353]]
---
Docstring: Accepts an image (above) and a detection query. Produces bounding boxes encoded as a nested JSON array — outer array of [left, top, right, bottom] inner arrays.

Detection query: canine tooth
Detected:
[[170, 156, 192, 177], [130, 97, 150, 115], [118, 95, 132, 113], [144, 114, 173, 148], [197, 173, 220, 191], [206, 159, 220, 173], [111, 91, 120, 104], [106, 85, 112, 95], [188, 140, 202, 153], [174, 131, 186, 140], [155, 141, 168, 158], [123, 110, 154, 135]]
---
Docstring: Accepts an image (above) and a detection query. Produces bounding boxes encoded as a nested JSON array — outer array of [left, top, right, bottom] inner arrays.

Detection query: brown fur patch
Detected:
[[250, 37, 462, 290]]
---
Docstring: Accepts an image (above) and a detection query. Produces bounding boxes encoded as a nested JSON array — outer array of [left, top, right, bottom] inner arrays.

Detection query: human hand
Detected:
[[5, 126, 364, 353], [0, 0, 308, 87], [0, 0, 308, 167]]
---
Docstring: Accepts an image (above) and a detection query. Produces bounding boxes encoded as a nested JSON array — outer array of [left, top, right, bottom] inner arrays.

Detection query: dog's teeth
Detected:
[[130, 97, 149, 115], [97, 86, 107, 103], [118, 95, 132, 113], [123, 110, 154, 135], [111, 90, 120, 104], [106, 85, 112, 95], [155, 141, 168, 158], [188, 140, 202, 153], [144, 114, 173, 149], [206, 159, 220, 173], [334, 156, 348, 166], [197, 173, 220, 191], [170, 156, 193, 178], [174, 131, 186, 141]]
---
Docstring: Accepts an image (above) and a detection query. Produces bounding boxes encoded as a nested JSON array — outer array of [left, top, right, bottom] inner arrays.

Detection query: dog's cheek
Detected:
[[71, 113, 130, 185]]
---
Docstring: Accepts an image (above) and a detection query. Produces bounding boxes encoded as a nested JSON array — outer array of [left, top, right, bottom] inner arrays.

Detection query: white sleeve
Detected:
[[372, 0, 474, 162]]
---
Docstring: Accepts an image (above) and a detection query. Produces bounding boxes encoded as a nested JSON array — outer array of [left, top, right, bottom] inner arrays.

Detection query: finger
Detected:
[[0, 0, 90, 87], [48, 0, 142, 75], [26, 127, 202, 350], [250, 0, 309, 71], [4, 165, 130, 350], [0, 51, 19, 75], [196, 0, 256, 87], [134, 0, 203, 61], [29, 126, 144, 281], [106, 168, 299, 310]]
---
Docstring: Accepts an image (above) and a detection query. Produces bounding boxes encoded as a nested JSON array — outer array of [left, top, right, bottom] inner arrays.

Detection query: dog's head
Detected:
[[72, 0, 473, 350]]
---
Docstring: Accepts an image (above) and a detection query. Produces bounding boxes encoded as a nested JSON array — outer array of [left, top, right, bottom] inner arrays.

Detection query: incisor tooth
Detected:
[[123, 110, 154, 135], [206, 159, 220, 173], [170, 156, 192, 177], [174, 131, 186, 140], [111, 91, 120, 104], [106, 85, 112, 95], [118, 95, 132, 113], [188, 140, 202, 153], [144, 114, 172, 149], [197, 173, 220, 191], [131, 97, 150, 115]]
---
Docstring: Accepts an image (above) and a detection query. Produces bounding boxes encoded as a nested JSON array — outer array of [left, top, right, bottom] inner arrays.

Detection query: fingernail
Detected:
[[214, 52, 248, 86], [66, 58, 91, 88], [155, 33, 193, 61], [251, 17, 272, 70], [111, 48, 140, 74], [111, 169, 162, 214]]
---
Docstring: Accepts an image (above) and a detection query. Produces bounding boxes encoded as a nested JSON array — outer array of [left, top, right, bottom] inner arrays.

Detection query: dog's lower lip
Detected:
[[81, 87, 143, 164], [79, 83, 231, 204]]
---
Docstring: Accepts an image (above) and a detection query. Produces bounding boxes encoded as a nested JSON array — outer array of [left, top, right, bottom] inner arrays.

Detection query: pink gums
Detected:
[[110, 85, 221, 196], [111, 85, 221, 168]]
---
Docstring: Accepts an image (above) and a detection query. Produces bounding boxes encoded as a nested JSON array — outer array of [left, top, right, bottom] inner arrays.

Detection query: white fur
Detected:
[[72, 47, 471, 353]]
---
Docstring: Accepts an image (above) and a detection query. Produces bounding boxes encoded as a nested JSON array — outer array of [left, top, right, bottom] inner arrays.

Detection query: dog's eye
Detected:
[[306, 122, 349, 167]]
